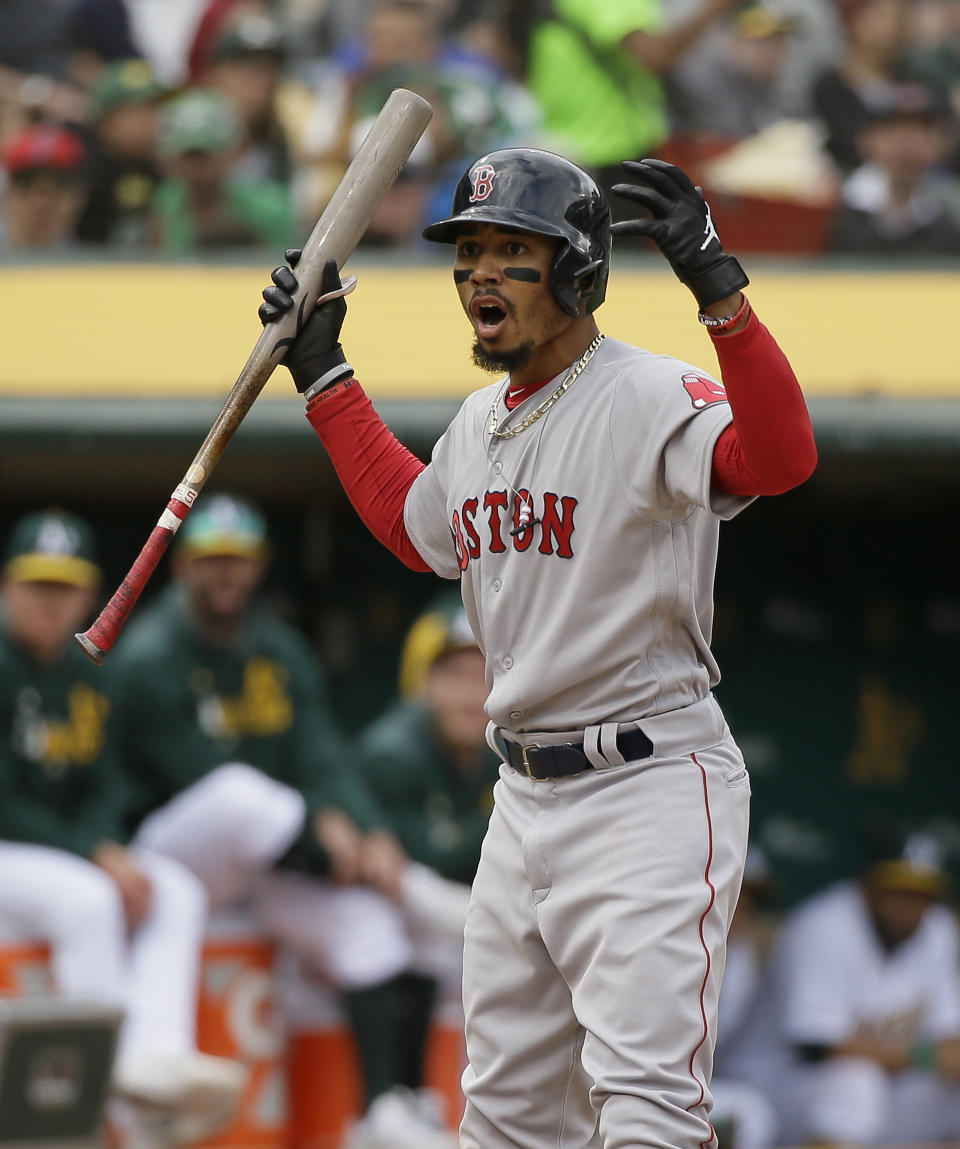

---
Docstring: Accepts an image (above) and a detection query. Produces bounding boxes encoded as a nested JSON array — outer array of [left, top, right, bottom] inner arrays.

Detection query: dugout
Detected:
[[1, 254, 958, 907]]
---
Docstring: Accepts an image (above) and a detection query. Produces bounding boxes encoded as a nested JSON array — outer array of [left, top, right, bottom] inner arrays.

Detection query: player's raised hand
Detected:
[[258, 250, 356, 396], [610, 159, 748, 310]]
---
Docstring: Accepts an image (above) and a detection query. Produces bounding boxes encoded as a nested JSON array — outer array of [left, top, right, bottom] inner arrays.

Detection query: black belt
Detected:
[[502, 727, 654, 780]]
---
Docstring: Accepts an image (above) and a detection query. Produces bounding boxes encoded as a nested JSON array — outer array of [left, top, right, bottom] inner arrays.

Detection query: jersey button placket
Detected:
[[502, 655, 514, 670]]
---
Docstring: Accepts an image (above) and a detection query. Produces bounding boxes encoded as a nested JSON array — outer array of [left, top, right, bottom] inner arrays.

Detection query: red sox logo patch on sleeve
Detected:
[[682, 372, 727, 409], [469, 164, 496, 202]]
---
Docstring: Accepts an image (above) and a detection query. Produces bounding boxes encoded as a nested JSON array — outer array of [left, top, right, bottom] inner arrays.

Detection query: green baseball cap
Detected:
[[177, 494, 269, 560], [3, 510, 100, 588], [91, 59, 165, 119], [157, 88, 240, 157]]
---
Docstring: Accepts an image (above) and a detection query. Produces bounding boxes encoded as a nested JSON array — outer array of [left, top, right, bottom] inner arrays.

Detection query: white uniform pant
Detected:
[[778, 1055, 960, 1145], [0, 841, 206, 1064], [460, 734, 750, 1149], [133, 763, 414, 989]]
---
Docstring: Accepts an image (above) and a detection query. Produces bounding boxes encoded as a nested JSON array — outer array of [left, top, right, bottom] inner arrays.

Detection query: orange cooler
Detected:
[[195, 914, 288, 1149]]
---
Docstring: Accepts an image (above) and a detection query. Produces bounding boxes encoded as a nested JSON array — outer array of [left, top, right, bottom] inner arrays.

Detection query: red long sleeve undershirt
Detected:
[[305, 307, 816, 570]]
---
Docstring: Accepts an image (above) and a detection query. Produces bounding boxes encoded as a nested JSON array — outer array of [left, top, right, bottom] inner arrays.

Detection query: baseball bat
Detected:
[[76, 87, 433, 664]]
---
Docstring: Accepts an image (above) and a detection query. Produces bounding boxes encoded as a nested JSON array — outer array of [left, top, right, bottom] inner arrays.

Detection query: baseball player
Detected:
[[257, 149, 817, 1148], [0, 509, 246, 1146], [732, 834, 960, 1146], [109, 493, 459, 1149], [359, 593, 501, 944]]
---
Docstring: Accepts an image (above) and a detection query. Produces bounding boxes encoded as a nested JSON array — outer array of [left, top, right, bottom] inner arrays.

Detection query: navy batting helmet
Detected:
[[422, 148, 611, 317]]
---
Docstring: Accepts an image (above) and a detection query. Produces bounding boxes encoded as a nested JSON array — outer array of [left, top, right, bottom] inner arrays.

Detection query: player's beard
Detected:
[[471, 339, 534, 375]]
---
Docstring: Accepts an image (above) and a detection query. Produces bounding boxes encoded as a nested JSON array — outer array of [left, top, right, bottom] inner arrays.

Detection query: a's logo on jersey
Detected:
[[468, 164, 496, 203], [682, 372, 727, 410]]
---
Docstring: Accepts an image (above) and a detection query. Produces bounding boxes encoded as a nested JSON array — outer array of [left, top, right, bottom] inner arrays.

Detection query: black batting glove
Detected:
[[610, 159, 749, 311], [258, 249, 353, 395]]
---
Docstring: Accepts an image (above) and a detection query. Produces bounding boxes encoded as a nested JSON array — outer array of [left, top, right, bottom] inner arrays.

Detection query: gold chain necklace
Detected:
[[488, 334, 605, 439]]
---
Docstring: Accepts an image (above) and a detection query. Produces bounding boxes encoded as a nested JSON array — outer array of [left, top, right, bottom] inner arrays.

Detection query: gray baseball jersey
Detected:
[[403, 335, 752, 732]]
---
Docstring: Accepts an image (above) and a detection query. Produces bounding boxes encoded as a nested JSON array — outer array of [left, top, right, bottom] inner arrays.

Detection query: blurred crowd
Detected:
[[2, 501, 960, 1149], [3, 0, 960, 257]]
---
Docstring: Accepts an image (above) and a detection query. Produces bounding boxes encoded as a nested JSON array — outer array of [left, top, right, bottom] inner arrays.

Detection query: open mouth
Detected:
[[471, 297, 509, 338]]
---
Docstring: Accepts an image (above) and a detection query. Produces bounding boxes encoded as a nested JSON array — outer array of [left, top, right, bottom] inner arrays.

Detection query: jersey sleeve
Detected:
[[608, 356, 753, 520], [776, 910, 860, 1046], [403, 423, 462, 580], [708, 309, 817, 497]]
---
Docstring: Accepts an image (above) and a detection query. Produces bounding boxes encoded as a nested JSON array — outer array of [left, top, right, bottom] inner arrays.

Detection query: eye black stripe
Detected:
[[454, 269, 472, 283], [504, 267, 541, 282]]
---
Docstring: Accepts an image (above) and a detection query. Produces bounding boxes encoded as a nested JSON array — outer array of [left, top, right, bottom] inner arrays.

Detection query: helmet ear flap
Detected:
[[553, 253, 607, 316], [572, 258, 604, 297], [550, 242, 581, 316]]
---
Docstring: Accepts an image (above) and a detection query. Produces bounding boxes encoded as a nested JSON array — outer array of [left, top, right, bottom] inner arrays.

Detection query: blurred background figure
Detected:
[[0, 509, 246, 1148], [830, 80, 960, 253], [360, 593, 499, 961], [187, 2, 337, 231], [74, 59, 166, 247], [298, 0, 539, 246], [667, 0, 844, 120], [670, 5, 799, 141], [810, 0, 913, 175], [343, 594, 499, 1147], [747, 828, 960, 1147], [657, 0, 845, 222], [190, 10, 293, 185], [1, 122, 86, 249], [151, 86, 291, 252]]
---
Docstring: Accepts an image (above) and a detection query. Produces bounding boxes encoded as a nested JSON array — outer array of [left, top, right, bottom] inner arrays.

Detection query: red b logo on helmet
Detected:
[[469, 164, 496, 202]]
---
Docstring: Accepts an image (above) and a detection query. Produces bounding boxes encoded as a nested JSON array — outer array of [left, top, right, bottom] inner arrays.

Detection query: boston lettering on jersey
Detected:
[[450, 489, 577, 571]]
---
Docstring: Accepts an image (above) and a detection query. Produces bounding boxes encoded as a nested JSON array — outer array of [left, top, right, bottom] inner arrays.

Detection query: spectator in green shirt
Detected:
[[0, 508, 246, 1147], [151, 86, 291, 252], [512, 0, 745, 213]]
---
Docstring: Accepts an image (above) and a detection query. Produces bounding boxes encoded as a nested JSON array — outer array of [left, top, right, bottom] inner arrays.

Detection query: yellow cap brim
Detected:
[[177, 540, 268, 561], [4, 554, 100, 589], [868, 861, 946, 897]]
